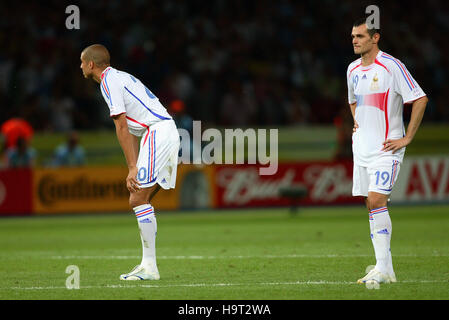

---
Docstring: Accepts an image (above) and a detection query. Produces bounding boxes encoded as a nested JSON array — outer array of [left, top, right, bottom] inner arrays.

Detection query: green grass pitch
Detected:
[[0, 204, 448, 300]]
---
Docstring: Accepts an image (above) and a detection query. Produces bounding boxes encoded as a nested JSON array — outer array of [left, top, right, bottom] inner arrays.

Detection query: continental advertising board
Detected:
[[32, 164, 215, 214]]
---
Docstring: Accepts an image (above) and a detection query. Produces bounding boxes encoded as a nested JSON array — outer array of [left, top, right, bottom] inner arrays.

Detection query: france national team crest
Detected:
[[370, 73, 379, 91]]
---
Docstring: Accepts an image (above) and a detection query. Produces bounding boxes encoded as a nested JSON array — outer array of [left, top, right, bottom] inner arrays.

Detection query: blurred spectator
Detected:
[[333, 101, 355, 161], [220, 80, 257, 126], [171, 100, 193, 134], [51, 131, 86, 167], [0, 118, 34, 149], [49, 84, 76, 133], [0, 133, 6, 168], [170, 99, 202, 163], [5, 136, 36, 168]]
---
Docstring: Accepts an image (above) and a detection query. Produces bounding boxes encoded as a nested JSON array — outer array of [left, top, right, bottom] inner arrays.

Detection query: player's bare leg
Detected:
[[358, 192, 396, 284], [148, 184, 161, 203], [121, 185, 161, 280]]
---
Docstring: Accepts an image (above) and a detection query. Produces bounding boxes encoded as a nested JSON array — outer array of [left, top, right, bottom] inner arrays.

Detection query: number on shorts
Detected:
[[138, 167, 147, 181], [375, 171, 390, 186]]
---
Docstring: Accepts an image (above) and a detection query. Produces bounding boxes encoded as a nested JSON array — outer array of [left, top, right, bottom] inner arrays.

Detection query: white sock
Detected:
[[133, 204, 158, 273], [369, 206, 393, 275]]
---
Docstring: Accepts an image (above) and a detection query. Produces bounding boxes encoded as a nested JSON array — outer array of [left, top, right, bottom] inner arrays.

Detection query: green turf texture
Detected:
[[0, 205, 448, 300]]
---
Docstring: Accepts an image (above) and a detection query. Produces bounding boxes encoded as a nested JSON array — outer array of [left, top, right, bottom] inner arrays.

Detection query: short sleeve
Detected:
[[347, 66, 356, 104], [392, 60, 426, 104], [100, 71, 126, 117]]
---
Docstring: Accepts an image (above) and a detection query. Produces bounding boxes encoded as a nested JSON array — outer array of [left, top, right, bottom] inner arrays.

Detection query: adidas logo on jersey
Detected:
[[362, 74, 367, 80]]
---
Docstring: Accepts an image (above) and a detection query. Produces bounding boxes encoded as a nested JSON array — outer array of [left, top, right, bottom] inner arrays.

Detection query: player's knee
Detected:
[[367, 196, 388, 211], [129, 193, 147, 209]]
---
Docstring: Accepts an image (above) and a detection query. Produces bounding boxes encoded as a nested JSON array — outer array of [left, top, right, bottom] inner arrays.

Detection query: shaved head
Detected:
[[81, 44, 110, 67], [80, 44, 110, 82]]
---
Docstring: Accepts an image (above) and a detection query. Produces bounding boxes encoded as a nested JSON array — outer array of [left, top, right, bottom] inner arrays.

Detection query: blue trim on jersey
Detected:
[[100, 84, 109, 102], [380, 55, 414, 91], [124, 86, 171, 120], [103, 69, 113, 105]]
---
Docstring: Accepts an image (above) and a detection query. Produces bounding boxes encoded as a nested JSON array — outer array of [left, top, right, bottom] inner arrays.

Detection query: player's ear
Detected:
[[372, 33, 380, 44]]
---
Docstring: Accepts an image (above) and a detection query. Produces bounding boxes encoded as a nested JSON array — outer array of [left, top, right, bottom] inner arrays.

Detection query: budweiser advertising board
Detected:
[[214, 161, 361, 208], [214, 157, 449, 208]]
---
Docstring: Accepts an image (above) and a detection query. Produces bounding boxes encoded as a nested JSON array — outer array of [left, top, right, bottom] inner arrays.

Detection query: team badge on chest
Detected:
[[370, 73, 379, 91]]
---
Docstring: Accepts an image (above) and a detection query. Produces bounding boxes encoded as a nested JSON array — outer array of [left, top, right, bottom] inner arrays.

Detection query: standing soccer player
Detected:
[[80, 44, 180, 280], [347, 19, 428, 284]]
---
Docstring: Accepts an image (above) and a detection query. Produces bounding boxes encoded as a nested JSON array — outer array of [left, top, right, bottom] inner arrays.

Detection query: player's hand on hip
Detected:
[[126, 166, 141, 193], [382, 137, 411, 154], [353, 121, 359, 134]]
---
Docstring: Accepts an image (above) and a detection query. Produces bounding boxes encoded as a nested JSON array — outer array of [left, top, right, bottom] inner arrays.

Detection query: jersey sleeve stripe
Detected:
[[100, 83, 110, 100], [103, 69, 113, 105], [110, 111, 126, 118], [381, 54, 415, 90]]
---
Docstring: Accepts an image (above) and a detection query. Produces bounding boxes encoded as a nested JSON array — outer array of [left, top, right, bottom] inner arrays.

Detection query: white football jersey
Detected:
[[99, 67, 172, 136], [347, 50, 426, 167]]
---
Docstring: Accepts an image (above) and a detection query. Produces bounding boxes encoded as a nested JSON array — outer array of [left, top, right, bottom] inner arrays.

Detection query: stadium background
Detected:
[[0, 0, 448, 215]]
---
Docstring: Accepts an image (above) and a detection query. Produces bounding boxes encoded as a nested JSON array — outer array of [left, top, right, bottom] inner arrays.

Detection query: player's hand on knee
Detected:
[[126, 166, 141, 193]]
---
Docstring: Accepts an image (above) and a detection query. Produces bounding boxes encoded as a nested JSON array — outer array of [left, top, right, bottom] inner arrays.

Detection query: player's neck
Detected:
[[360, 48, 379, 66], [93, 66, 109, 84]]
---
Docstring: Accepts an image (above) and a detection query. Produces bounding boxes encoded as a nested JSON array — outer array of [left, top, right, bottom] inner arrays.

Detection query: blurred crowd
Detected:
[[1, 0, 448, 134], [0, 117, 86, 168]]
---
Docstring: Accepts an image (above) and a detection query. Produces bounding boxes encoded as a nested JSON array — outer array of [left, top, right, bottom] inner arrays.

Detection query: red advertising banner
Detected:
[[214, 161, 363, 208], [0, 168, 33, 216], [391, 156, 449, 203]]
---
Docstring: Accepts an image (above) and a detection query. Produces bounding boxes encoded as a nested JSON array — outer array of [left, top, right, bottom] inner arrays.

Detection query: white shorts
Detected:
[[352, 160, 401, 197], [136, 120, 180, 190]]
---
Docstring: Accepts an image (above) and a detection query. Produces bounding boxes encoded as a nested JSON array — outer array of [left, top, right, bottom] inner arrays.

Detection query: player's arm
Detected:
[[347, 65, 358, 134], [349, 102, 358, 133], [382, 95, 428, 153], [112, 113, 140, 193]]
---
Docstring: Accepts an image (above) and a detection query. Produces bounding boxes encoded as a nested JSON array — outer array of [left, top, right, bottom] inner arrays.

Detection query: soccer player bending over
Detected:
[[80, 44, 180, 280], [347, 19, 428, 285]]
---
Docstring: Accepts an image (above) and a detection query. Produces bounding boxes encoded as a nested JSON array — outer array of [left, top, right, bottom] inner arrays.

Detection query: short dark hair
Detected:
[[353, 17, 380, 38]]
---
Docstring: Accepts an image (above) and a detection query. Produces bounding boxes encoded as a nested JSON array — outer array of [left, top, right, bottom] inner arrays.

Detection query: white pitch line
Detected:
[[50, 253, 449, 260], [4, 280, 442, 291]]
